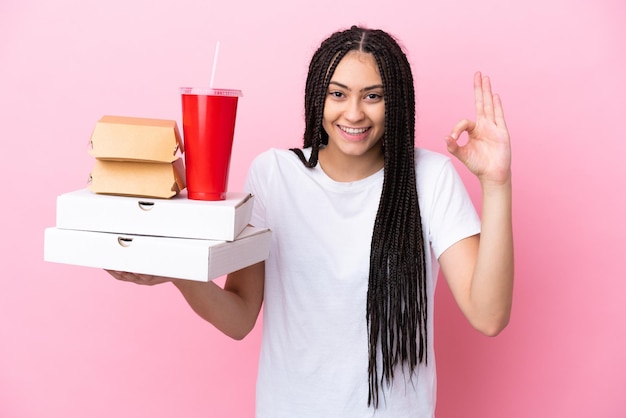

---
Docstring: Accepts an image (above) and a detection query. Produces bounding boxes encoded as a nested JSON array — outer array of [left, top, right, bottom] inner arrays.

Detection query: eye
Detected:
[[328, 90, 345, 99], [365, 93, 383, 101]]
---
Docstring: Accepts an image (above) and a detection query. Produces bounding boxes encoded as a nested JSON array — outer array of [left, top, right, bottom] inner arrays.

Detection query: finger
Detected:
[[445, 135, 458, 154], [106, 269, 126, 280], [106, 270, 144, 283], [481, 75, 495, 121], [446, 118, 475, 156], [493, 94, 507, 128], [474, 71, 484, 119], [449, 118, 475, 140], [112, 271, 138, 282]]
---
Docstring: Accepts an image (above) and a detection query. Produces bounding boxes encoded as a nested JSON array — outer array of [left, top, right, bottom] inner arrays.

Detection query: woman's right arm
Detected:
[[107, 261, 265, 340]]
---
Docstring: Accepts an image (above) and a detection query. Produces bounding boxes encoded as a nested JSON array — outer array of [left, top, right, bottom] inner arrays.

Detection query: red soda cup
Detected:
[[179, 87, 242, 200]]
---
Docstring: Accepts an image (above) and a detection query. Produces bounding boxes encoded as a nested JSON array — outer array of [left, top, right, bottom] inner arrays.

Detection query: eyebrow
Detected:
[[328, 81, 384, 92]]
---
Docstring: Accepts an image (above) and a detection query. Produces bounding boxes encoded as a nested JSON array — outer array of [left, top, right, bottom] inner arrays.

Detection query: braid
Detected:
[[292, 26, 428, 408], [292, 32, 354, 166]]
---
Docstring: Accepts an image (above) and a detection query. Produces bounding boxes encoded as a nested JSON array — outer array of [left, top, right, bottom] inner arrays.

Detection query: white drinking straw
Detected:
[[209, 41, 220, 88]]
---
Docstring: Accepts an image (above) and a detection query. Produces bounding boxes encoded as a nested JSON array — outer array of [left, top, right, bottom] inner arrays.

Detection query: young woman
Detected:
[[109, 25, 513, 417]]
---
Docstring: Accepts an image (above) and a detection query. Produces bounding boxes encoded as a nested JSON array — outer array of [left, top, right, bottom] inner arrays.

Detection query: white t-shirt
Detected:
[[244, 147, 480, 418]]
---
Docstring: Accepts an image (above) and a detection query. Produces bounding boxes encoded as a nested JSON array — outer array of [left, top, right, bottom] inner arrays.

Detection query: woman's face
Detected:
[[322, 51, 385, 166]]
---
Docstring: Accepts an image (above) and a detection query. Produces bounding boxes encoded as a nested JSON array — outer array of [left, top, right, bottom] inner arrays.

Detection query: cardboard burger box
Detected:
[[87, 115, 186, 199], [44, 226, 271, 282], [88, 158, 186, 199], [89, 115, 183, 163], [56, 188, 254, 242]]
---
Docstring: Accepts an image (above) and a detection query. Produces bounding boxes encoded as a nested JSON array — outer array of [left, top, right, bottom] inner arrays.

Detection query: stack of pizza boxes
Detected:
[[44, 115, 271, 282]]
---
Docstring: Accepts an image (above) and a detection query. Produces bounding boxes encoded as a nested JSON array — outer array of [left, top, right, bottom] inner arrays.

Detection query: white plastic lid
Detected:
[[179, 87, 243, 97]]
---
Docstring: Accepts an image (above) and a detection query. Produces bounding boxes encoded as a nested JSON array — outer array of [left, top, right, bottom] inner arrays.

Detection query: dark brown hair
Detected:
[[290, 26, 428, 408]]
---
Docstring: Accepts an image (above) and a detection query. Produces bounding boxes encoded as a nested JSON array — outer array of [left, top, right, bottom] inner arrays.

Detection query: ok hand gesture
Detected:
[[446, 72, 511, 186]]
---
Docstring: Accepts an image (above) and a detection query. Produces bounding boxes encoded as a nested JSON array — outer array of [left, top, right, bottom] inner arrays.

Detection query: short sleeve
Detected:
[[243, 150, 272, 229], [426, 159, 481, 259]]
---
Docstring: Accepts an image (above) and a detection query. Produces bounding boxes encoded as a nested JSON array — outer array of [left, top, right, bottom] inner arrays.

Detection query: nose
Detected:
[[344, 98, 364, 122]]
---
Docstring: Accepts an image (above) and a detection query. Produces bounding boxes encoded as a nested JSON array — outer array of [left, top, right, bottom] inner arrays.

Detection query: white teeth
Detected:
[[340, 126, 368, 134]]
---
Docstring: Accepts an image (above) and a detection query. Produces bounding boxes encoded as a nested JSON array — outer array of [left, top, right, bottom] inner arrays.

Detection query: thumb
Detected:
[[445, 134, 459, 155], [446, 118, 474, 156]]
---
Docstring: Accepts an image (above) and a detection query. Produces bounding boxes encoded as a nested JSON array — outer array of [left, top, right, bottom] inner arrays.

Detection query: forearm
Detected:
[[470, 177, 514, 335], [172, 263, 264, 340]]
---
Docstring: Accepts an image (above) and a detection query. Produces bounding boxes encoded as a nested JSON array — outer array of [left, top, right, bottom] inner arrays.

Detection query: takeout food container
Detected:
[[88, 158, 186, 199], [56, 188, 254, 241], [44, 226, 271, 282], [89, 115, 183, 163]]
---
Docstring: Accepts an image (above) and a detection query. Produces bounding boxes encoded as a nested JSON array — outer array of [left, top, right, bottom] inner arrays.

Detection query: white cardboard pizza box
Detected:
[[44, 226, 271, 282], [55, 188, 254, 241]]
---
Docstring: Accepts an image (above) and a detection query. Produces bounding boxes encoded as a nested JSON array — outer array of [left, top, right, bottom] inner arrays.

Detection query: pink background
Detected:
[[1, 0, 625, 417]]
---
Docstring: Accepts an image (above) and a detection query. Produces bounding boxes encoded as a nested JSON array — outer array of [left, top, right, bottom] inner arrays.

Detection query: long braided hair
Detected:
[[290, 26, 428, 408]]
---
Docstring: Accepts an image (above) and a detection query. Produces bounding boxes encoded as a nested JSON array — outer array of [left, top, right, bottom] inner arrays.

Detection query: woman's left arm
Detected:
[[439, 71, 514, 336]]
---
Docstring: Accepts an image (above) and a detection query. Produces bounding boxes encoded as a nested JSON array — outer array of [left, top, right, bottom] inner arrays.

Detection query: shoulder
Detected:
[[251, 147, 294, 164], [251, 148, 304, 168], [248, 148, 299, 176], [413, 147, 458, 189], [247, 148, 312, 190], [413, 147, 471, 211], [414, 147, 452, 172]]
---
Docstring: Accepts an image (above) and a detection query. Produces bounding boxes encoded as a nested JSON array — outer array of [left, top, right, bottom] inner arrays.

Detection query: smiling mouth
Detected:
[[339, 126, 370, 135]]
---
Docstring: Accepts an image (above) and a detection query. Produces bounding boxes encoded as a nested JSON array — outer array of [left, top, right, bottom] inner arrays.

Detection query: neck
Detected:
[[318, 145, 384, 182]]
